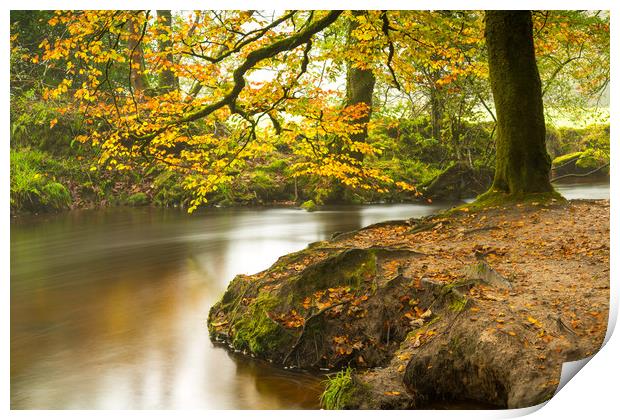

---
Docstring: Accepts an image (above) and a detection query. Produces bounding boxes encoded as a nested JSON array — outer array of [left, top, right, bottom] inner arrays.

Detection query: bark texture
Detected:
[[485, 11, 552, 194], [345, 11, 376, 160]]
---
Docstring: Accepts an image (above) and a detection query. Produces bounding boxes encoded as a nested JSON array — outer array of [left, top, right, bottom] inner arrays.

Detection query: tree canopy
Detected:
[[10, 10, 609, 211]]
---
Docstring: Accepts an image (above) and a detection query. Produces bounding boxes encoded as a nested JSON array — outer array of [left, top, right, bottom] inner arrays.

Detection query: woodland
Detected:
[[9, 10, 610, 410]]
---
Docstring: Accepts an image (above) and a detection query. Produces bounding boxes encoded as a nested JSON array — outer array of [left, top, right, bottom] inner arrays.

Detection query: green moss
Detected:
[[447, 189, 566, 214], [291, 248, 377, 295], [448, 292, 469, 312], [10, 149, 72, 212], [264, 158, 289, 173], [127, 192, 148, 206], [320, 367, 356, 410], [231, 292, 291, 355], [250, 170, 277, 192], [575, 149, 609, 173], [552, 151, 583, 166], [40, 182, 71, 209], [152, 170, 190, 207]]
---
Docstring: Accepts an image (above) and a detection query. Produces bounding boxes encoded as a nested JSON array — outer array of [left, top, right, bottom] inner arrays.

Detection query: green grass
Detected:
[[10, 149, 72, 212], [320, 367, 355, 410]]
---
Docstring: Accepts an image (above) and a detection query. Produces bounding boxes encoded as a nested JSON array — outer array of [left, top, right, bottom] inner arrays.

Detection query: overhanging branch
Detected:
[[132, 10, 343, 143]]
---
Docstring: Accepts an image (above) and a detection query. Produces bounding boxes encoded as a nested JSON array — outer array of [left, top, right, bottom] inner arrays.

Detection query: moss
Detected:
[[10, 149, 73, 212], [486, 12, 552, 195], [231, 292, 291, 355], [40, 182, 71, 210], [291, 248, 377, 295], [300, 199, 317, 212], [448, 293, 469, 313], [575, 149, 609, 173], [552, 151, 583, 167], [152, 170, 189, 207], [264, 158, 289, 173], [250, 170, 278, 193], [446, 189, 566, 214], [127, 192, 148, 206], [321, 367, 356, 410]]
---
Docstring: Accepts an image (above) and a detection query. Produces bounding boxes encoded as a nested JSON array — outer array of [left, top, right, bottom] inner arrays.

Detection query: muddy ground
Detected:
[[208, 199, 610, 409]]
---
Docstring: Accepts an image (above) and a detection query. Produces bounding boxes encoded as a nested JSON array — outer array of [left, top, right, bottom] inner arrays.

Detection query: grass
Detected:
[[10, 149, 72, 212], [320, 367, 355, 410]]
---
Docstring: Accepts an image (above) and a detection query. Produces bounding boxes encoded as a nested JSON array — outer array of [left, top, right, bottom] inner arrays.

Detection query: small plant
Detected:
[[320, 367, 355, 410], [127, 192, 148, 206], [300, 199, 317, 212]]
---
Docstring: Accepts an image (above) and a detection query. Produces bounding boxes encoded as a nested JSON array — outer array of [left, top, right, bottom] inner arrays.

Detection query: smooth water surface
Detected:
[[10, 201, 453, 409], [10, 182, 608, 409]]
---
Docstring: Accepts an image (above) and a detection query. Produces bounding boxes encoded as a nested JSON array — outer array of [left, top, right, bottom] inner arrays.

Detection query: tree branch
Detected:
[[131, 11, 343, 143]]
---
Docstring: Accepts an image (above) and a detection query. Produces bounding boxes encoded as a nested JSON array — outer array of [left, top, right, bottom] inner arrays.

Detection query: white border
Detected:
[[2, 1, 617, 419]]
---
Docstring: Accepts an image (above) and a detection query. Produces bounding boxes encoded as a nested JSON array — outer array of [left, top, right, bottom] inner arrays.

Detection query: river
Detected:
[[10, 181, 609, 409]]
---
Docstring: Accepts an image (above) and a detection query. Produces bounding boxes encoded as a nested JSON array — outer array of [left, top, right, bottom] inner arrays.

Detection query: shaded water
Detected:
[[10, 182, 608, 409]]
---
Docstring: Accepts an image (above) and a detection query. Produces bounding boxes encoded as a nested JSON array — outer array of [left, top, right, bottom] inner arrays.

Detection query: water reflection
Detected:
[[10, 184, 608, 409]]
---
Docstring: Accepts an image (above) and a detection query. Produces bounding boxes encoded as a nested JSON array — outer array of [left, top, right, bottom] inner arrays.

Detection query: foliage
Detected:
[[127, 192, 148, 206], [10, 149, 71, 212], [546, 124, 609, 158], [320, 367, 356, 410], [9, 10, 609, 212], [300, 200, 317, 212]]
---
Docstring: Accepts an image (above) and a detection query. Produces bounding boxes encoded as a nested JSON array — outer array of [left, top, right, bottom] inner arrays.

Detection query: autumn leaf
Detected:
[[384, 391, 401, 396]]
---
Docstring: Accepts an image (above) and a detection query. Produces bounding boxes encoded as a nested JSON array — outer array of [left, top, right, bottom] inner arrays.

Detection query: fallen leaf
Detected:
[[384, 391, 401, 396]]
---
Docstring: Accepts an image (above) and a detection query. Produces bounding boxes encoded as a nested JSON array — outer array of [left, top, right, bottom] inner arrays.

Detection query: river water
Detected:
[[10, 181, 609, 409]]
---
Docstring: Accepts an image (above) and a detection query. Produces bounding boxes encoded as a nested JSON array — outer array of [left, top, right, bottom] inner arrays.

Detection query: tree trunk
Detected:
[[429, 84, 442, 143], [485, 11, 552, 194], [127, 16, 149, 93], [157, 10, 179, 93], [345, 10, 376, 161], [326, 11, 376, 203]]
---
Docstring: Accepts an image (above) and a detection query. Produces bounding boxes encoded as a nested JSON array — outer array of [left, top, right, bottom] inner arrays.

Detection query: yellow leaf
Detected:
[[383, 391, 401, 396], [49, 118, 58, 129]]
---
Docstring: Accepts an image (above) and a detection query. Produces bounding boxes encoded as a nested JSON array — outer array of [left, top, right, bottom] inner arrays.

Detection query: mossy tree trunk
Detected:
[[157, 10, 179, 93], [345, 10, 376, 162], [326, 11, 375, 203], [485, 11, 552, 194], [428, 77, 443, 143]]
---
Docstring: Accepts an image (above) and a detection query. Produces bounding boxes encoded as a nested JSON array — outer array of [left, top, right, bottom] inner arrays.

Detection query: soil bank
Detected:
[[208, 199, 610, 409]]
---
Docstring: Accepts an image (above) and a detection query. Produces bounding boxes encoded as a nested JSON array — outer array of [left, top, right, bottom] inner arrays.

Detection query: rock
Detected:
[[423, 162, 493, 200], [208, 245, 426, 369], [551, 150, 610, 179]]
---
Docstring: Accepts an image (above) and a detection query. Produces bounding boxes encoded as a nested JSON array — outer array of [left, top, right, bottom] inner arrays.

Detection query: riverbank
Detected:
[[9, 121, 609, 216], [208, 198, 610, 409]]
